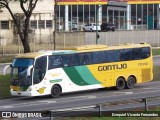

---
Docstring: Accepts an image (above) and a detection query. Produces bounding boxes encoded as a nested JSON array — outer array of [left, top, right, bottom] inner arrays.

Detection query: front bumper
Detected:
[[10, 90, 39, 97]]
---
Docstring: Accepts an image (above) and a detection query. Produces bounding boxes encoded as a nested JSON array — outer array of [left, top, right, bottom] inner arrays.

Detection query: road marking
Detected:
[[114, 92, 133, 95], [143, 87, 160, 90], [56, 95, 96, 101], [88, 96, 96, 99], [46, 101, 57, 104], [52, 105, 96, 111], [1, 96, 95, 109], [55, 95, 97, 103], [1, 100, 57, 109], [58, 95, 95, 101], [2, 105, 13, 108]]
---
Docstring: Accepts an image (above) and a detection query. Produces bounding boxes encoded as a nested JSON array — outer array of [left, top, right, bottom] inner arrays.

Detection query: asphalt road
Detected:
[[0, 81, 160, 112], [0, 63, 11, 75]]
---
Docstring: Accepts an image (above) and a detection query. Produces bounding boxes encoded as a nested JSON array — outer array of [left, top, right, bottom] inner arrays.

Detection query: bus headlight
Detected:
[[27, 87, 32, 91]]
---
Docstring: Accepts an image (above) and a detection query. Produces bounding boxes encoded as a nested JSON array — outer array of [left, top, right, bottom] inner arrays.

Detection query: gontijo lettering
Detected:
[[98, 63, 127, 71]]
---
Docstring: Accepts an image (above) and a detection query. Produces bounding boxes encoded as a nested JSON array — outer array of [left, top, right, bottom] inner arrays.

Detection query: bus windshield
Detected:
[[10, 58, 34, 86]]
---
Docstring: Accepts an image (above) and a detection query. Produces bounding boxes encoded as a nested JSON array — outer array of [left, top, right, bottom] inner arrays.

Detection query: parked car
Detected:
[[83, 23, 101, 32], [100, 23, 115, 32]]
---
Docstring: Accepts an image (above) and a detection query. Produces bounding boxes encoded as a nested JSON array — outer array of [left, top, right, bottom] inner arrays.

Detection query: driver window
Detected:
[[33, 56, 47, 84]]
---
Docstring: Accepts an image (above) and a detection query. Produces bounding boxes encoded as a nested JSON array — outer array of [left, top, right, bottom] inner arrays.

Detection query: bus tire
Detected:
[[126, 76, 135, 89], [116, 77, 125, 90], [50, 85, 61, 98]]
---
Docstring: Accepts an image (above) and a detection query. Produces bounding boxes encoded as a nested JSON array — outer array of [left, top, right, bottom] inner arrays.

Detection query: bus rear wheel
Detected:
[[116, 77, 125, 90], [126, 76, 135, 89], [50, 85, 61, 98]]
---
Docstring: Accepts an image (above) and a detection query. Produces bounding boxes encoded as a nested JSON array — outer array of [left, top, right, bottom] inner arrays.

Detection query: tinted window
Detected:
[[120, 49, 133, 61], [78, 53, 93, 65], [64, 53, 93, 66], [35, 56, 47, 70], [49, 55, 63, 69], [142, 47, 150, 59], [47, 47, 150, 69], [131, 47, 150, 60], [133, 48, 142, 60], [107, 50, 119, 62], [12, 58, 34, 67], [105, 51, 113, 62], [64, 54, 78, 67], [93, 51, 106, 64], [34, 56, 47, 84]]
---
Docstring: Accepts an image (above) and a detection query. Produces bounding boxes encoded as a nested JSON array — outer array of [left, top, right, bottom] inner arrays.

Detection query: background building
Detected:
[[56, 0, 160, 31], [0, 0, 160, 33], [0, 0, 160, 50], [0, 0, 54, 45]]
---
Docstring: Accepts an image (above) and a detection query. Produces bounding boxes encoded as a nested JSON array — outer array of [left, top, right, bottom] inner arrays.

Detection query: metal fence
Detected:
[[50, 96, 160, 118], [0, 30, 160, 54], [85, 30, 160, 47], [0, 32, 85, 54]]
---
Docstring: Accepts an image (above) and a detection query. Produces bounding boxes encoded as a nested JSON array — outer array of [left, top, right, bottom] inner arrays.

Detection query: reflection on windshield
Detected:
[[12, 58, 34, 67], [33, 56, 47, 84], [11, 58, 34, 87], [11, 67, 32, 86]]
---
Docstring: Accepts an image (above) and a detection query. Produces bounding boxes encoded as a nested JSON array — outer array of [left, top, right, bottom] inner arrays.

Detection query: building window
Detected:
[[1, 21, 9, 29], [30, 20, 37, 29], [38, 20, 45, 29], [46, 20, 52, 28]]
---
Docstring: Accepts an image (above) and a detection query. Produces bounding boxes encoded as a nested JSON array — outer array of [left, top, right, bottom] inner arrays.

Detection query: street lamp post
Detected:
[[53, 2, 57, 50], [96, 5, 102, 45]]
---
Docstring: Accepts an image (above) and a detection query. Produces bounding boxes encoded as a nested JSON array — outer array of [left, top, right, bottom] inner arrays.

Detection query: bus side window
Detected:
[[76, 52, 93, 66], [64, 54, 76, 67], [68, 54, 75, 66], [63, 55, 68, 67], [133, 48, 142, 60], [34, 56, 47, 84], [106, 51, 113, 62], [142, 47, 150, 59], [78, 53, 85, 65], [73, 54, 79, 66], [48, 55, 63, 69], [119, 49, 133, 61], [110, 50, 119, 62], [93, 51, 106, 64], [84, 53, 93, 65]]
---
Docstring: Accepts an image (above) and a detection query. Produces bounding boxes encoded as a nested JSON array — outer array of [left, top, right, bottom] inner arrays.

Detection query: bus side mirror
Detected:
[[10, 64, 12, 68], [27, 65, 33, 77]]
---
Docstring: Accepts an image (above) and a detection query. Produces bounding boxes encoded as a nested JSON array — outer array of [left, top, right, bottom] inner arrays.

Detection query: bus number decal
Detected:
[[98, 63, 127, 71], [138, 62, 149, 66]]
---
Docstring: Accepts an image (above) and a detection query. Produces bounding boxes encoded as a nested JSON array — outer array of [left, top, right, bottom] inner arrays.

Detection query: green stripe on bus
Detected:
[[63, 66, 101, 86], [75, 66, 101, 85], [63, 67, 89, 86]]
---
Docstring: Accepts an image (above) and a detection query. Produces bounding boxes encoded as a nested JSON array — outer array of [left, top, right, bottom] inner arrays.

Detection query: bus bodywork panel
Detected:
[[87, 57, 153, 87], [10, 43, 153, 97]]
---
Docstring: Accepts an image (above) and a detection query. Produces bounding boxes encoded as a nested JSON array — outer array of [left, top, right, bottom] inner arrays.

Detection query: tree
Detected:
[[0, 0, 38, 53]]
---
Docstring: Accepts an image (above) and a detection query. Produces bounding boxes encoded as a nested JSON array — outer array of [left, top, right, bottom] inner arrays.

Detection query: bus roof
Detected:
[[15, 43, 150, 58], [15, 52, 45, 59], [15, 50, 76, 59], [63, 43, 150, 52]]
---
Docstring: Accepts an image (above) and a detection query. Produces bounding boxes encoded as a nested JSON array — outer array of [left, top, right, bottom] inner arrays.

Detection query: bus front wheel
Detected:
[[126, 76, 135, 89], [116, 77, 125, 90], [50, 85, 61, 98]]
